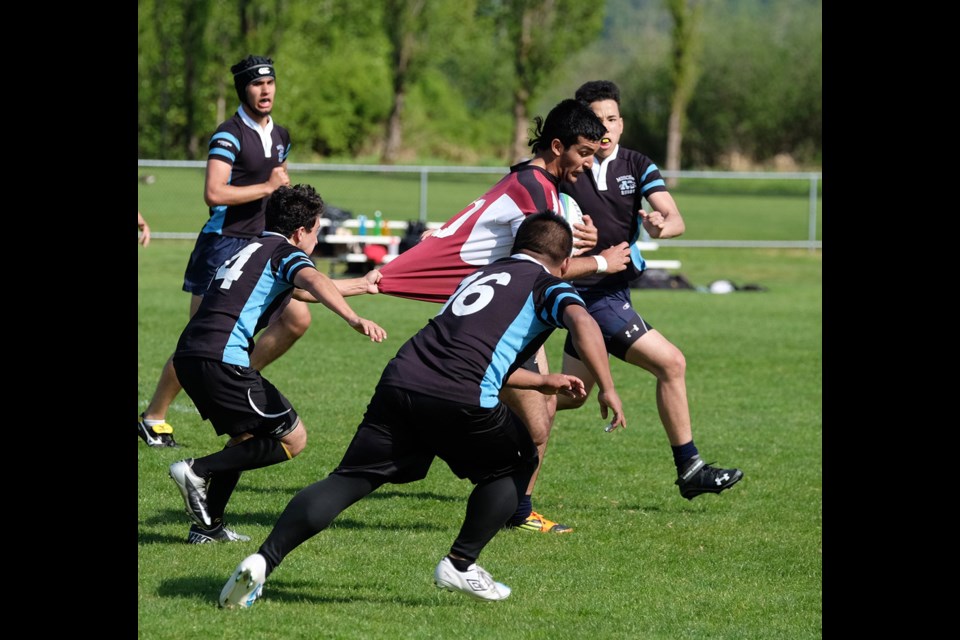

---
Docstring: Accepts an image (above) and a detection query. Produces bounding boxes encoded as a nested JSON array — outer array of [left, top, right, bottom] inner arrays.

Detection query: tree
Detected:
[[381, 0, 427, 163], [664, 0, 704, 183], [483, 0, 605, 162], [685, 0, 822, 168]]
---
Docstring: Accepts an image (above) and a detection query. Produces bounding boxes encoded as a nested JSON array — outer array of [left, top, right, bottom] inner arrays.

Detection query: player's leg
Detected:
[[219, 472, 381, 608], [556, 349, 595, 411], [434, 473, 519, 601], [562, 287, 741, 499], [623, 329, 691, 446], [623, 330, 742, 499], [138, 295, 203, 448], [223, 385, 406, 607], [170, 360, 304, 541], [435, 399, 536, 601], [501, 347, 571, 534], [140, 230, 243, 446], [249, 298, 311, 371]]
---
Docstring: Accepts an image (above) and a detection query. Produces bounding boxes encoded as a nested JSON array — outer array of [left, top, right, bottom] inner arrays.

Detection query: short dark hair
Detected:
[[511, 210, 573, 264], [575, 80, 620, 107], [528, 99, 606, 154], [265, 184, 324, 237]]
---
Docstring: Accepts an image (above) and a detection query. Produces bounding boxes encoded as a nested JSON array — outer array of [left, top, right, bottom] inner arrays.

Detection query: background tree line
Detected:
[[137, 0, 821, 170]]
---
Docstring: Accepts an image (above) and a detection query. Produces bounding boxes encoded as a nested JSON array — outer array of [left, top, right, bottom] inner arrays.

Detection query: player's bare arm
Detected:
[[562, 242, 632, 280], [293, 269, 387, 342], [506, 369, 587, 399], [204, 161, 291, 207], [640, 191, 685, 239], [563, 305, 626, 430], [329, 269, 381, 297]]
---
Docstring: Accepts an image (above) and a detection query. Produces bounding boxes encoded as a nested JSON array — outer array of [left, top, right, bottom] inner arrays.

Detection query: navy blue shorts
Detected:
[[172, 356, 299, 439], [332, 384, 538, 485], [563, 288, 653, 361], [182, 233, 252, 295]]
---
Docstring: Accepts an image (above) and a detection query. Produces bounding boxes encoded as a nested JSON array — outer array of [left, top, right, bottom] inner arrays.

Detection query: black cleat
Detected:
[[187, 523, 251, 544], [138, 414, 179, 448], [676, 456, 743, 500]]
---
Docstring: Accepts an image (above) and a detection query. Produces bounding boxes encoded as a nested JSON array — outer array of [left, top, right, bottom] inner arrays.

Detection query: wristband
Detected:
[[594, 255, 608, 273]]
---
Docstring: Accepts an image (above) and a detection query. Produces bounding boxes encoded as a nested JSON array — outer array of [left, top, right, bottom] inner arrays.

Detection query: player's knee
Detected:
[[559, 393, 588, 411], [282, 423, 307, 457], [662, 346, 686, 380], [529, 417, 555, 447], [545, 395, 557, 422], [281, 301, 312, 338]]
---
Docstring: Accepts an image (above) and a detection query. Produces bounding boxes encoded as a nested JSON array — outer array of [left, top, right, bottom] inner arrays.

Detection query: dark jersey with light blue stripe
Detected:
[[175, 232, 314, 366], [379, 255, 586, 408], [561, 146, 668, 292], [201, 110, 291, 238]]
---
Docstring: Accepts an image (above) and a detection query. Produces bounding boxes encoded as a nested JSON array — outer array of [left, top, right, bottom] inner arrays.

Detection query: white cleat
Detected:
[[169, 459, 211, 527], [433, 556, 511, 601], [219, 554, 267, 609]]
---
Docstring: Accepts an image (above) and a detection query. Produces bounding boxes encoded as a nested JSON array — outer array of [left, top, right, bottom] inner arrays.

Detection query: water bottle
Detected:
[[357, 214, 367, 236], [373, 210, 382, 236]]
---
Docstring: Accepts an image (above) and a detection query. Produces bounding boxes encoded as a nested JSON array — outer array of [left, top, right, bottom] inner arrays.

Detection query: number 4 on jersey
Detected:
[[215, 242, 262, 290]]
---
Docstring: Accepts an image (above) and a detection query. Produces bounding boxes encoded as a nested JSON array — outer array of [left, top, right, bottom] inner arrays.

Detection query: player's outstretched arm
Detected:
[[331, 268, 381, 297], [293, 268, 387, 342], [506, 369, 587, 399], [563, 305, 626, 431]]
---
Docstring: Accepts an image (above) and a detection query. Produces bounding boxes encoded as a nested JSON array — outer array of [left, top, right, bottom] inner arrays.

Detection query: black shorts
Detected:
[[182, 233, 252, 296], [172, 356, 299, 439], [563, 287, 653, 361], [520, 353, 539, 373], [333, 383, 538, 485]]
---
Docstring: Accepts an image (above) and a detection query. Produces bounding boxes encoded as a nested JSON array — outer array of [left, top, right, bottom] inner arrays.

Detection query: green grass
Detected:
[[137, 167, 822, 242], [138, 240, 821, 639]]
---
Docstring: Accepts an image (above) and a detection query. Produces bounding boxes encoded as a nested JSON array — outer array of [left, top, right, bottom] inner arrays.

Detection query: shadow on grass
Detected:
[[231, 485, 462, 503], [139, 507, 450, 543], [156, 575, 458, 607]]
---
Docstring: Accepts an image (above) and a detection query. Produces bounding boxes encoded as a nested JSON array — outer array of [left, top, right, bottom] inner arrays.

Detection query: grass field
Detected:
[[137, 166, 822, 243], [138, 232, 822, 637]]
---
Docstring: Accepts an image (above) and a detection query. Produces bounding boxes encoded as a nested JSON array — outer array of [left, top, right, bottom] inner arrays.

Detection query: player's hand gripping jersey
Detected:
[[378, 163, 567, 303]]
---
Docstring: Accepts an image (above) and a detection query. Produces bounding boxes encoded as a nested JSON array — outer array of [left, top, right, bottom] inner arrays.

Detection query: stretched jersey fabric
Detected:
[[379, 254, 586, 408], [378, 162, 565, 303], [175, 232, 315, 366], [560, 145, 668, 293], [201, 108, 292, 238]]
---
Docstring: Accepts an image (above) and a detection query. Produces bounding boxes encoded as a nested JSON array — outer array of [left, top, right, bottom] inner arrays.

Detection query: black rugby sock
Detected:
[[671, 441, 699, 472], [205, 469, 242, 526], [506, 494, 533, 526], [192, 437, 291, 477]]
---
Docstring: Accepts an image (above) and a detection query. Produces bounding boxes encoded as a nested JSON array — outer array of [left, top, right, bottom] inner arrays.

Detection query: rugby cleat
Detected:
[[220, 554, 267, 609], [138, 414, 179, 448], [434, 556, 511, 601], [676, 456, 743, 500], [510, 510, 573, 534], [187, 523, 251, 544], [169, 459, 211, 527]]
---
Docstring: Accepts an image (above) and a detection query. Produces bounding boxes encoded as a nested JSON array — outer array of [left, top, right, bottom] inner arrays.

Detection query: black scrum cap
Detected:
[[231, 55, 275, 102]]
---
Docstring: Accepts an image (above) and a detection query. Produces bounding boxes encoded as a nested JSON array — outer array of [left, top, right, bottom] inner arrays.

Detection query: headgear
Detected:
[[231, 55, 275, 103]]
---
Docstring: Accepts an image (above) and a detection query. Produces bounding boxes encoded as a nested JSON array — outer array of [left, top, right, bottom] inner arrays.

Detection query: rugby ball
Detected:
[[558, 192, 584, 228], [708, 280, 736, 294]]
